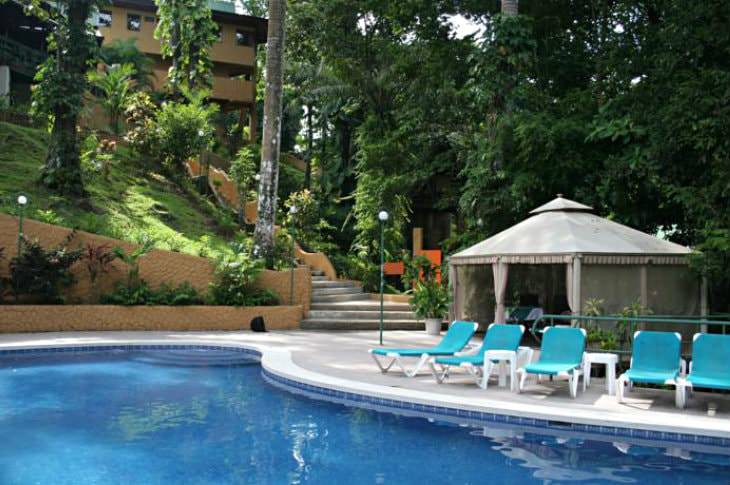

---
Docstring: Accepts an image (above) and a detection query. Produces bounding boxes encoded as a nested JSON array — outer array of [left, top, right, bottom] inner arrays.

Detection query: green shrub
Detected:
[[208, 248, 279, 306], [153, 93, 218, 173], [410, 280, 450, 320], [9, 235, 82, 304], [101, 280, 204, 306], [101, 280, 155, 305], [124, 91, 158, 156]]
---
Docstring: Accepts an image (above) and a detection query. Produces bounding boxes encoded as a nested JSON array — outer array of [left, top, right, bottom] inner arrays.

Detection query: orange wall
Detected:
[[0, 305, 302, 332], [99, 6, 256, 66], [0, 213, 311, 313]]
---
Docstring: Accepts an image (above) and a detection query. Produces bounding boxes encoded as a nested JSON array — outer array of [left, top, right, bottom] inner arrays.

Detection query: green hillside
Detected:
[[0, 121, 237, 257]]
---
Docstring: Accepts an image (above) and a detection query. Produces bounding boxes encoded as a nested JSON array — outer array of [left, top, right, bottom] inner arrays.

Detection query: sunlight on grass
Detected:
[[0, 121, 236, 259]]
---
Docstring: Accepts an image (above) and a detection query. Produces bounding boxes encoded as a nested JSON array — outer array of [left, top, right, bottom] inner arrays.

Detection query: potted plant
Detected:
[[410, 279, 450, 335]]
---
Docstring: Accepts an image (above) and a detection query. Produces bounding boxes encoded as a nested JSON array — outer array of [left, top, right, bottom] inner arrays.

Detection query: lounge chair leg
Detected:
[[517, 370, 527, 394], [617, 374, 627, 403], [371, 353, 396, 374], [429, 361, 450, 384], [405, 354, 429, 377]]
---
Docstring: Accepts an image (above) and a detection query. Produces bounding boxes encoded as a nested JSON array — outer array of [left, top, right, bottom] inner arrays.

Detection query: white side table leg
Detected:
[[607, 362, 616, 396], [498, 361, 507, 387]]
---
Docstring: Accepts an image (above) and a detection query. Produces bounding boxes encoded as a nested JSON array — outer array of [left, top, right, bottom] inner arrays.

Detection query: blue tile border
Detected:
[[0, 344, 262, 358], [261, 368, 730, 448], [3, 344, 728, 448]]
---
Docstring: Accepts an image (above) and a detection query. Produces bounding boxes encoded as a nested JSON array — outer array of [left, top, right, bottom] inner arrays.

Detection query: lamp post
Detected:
[[16, 194, 28, 259], [289, 205, 298, 305], [378, 210, 389, 345]]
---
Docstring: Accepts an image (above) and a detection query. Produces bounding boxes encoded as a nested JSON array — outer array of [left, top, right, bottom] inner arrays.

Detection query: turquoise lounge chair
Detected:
[[517, 326, 586, 398], [678, 333, 730, 409], [617, 331, 684, 407], [368, 321, 478, 377], [429, 323, 528, 390]]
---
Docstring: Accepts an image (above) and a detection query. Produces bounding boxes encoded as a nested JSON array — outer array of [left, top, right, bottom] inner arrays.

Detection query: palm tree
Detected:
[[253, 0, 287, 266], [88, 63, 136, 134]]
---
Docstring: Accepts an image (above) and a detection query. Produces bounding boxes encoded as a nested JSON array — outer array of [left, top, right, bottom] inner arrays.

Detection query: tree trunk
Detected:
[[41, 0, 93, 197], [501, 0, 518, 16], [253, 0, 286, 266], [304, 103, 313, 189]]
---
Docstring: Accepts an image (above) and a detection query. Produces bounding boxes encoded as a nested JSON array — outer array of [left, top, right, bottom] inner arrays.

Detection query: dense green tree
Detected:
[[154, 0, 217, 92], [31, 0, 104, 196]]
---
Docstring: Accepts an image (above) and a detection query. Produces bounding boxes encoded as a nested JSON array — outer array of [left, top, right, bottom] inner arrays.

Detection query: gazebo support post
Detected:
[[448, 261, 458, 321], [571, 255, 582, 326], [700, 276, 708, 333], [493, 258, 509, 323]]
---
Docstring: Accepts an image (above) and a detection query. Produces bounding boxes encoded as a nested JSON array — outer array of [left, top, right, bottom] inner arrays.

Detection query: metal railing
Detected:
[[531, 313, 730, 355], [0, 36, 48, 77]]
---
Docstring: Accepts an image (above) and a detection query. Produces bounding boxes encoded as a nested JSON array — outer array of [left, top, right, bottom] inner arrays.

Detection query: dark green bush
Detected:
[[100, 281, 204, 306], [9, 236, 82, 304], [208, 248, 279, 306]]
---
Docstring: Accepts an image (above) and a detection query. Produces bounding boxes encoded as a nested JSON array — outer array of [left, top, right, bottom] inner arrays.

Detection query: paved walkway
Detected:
[[1, 329, 729, 440]]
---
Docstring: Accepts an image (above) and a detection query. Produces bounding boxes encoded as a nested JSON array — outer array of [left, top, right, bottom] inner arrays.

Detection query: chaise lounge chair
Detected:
[[429, 323, 528, 390], [517, 326, 586, 398], [677, 333, 730, 409], [617, 330, 684, 407], [368, 321, 478, 377]]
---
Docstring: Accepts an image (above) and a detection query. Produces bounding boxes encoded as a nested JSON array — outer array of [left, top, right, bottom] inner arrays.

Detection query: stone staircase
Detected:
[[301, 270, 421, 330]]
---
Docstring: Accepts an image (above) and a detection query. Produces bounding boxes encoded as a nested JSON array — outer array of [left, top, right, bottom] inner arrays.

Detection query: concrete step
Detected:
[[312, 280, 358, 289], [307, 310, 417, 320], [311, 293, 372, 303], [311, 286, 364, 296], [310, 301, 412, 312], [312, 276, 328, 282], [300, 319, 424, 331]]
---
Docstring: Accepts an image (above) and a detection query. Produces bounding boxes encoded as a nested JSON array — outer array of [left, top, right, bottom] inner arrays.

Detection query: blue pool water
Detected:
[[1, 348, 728, 485]]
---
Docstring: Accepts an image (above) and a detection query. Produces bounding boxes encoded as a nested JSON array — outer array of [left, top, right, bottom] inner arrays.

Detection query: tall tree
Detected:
[[501, 0, 518, 16], [253, 0, 286, 265], [155, 0, 217, 92], [33, 0, 100, 196]]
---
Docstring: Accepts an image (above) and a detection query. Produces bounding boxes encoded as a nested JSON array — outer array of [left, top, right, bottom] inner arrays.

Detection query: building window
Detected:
[[98, 10, 112, 27], [216, 27, 223, 42], [144, 16, 156, 23], [127, 14, 141, 31], [235, 30, 251, 46]]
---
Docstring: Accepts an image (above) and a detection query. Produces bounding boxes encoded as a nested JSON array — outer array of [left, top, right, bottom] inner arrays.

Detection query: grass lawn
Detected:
[[0, 121, 240, 258]]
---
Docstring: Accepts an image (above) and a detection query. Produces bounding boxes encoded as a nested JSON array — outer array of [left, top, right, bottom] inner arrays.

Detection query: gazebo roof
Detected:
[[451, 196, 692, 265]]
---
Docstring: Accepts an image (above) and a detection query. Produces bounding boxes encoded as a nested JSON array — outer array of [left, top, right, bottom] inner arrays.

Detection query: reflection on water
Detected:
[[0, 349, 728, 485]]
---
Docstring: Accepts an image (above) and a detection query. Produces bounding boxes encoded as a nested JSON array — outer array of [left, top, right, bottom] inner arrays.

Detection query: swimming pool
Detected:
[[1, 347, 728, 484]]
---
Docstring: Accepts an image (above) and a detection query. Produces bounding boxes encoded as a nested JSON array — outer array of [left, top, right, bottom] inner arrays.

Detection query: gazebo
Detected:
[[448, 196, 706, 326]]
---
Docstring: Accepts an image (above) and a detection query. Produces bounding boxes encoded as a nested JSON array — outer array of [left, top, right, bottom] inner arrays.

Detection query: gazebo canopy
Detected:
[[450, 196, 692, 266]]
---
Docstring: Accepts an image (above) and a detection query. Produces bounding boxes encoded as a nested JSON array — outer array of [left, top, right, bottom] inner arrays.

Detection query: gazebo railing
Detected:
[[531, 313, 730, 356]]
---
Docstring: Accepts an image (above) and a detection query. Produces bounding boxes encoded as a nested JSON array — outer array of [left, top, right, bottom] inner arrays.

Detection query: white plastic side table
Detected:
[[483, 347, 533, 391], [583, 352, 618, 396]]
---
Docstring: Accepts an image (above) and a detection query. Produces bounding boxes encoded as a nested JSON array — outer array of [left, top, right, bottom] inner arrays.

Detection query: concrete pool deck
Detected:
[[1, 329, 729, 443]]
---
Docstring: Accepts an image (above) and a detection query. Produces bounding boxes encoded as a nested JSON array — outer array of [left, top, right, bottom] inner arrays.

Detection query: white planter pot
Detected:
[[424, 318, 443, 335]]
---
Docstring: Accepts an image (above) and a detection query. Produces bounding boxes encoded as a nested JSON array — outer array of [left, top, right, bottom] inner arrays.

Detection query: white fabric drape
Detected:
[[492, 260, 509, 323]]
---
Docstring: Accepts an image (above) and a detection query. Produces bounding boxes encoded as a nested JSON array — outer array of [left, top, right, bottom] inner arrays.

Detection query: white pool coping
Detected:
[[1, 330, 729, 443]]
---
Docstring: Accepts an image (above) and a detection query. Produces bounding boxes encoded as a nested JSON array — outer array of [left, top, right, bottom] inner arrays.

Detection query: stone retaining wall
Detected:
[[0, 213, 311, 314], [0, 305, 301, 333]]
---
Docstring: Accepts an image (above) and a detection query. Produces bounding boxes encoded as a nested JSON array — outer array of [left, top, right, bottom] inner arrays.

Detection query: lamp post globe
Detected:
[[377, 210, 389, 345], [17, 195, 28, 206]]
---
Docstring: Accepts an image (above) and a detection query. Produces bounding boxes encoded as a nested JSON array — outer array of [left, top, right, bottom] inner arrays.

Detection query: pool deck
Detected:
[[2, 329, 729, 444]]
